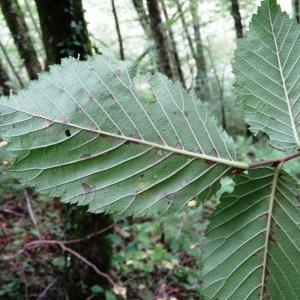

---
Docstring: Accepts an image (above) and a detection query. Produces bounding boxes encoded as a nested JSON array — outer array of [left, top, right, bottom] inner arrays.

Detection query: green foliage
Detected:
[[0, 54, 245, 217], [111, 205, 211, 299], [202, 167, 300, 299], [1, 0, 300, 299], [234, 0, 300, 151]]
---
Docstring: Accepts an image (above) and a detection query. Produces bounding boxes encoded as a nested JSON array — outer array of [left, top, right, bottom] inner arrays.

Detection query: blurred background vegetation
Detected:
[[0, 0, 298, 299]]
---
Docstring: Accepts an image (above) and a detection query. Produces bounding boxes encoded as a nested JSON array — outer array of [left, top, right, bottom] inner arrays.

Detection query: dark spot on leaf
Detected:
[[61, 116, 68, 124], [231, 168, 243, 174], [262, 286, 268, 297], [184, 111, 189, 116], [204, 159, 215, 167], [116, 130, 122, 136], [80, 153, 91, 159], [194, 148, 202, 154], [269, 233, 276, 244], [140, 174, 144, 178], [297, 196, 300, 203], [12, 124, 16, 128], [107, 93, 114, 100], [165, 193, 176, 200], [208, 148, 218, 157], [65, 129, 71, 137], [131, 130, 141, 139], [175, 141, 183, 149], [76, 105, 81, 112], [173, 111, 177, 115], [114, 69, 121, 77], [82, 182, 95, 193]]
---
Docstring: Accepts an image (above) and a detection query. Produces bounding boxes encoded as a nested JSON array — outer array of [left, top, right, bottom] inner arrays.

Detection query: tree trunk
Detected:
[[35, 0, 92, 65], [146, 0, 174, 78], [0, 0, 42, 80], [160, 0, 185, 86], [230, 0, 243, 38], [24, 0, 42, 41], [111, 0, 125, 60], [175, 0, 196, 60], [190, 0, 208, 100], [132, 0, 151, 38], [0, 58, 11, 96], [295, 0, 300, 23], [35, 0, 113, 297], [0, 40, 23, 88]]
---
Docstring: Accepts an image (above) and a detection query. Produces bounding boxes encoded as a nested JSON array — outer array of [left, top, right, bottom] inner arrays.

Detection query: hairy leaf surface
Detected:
[[0, 56, 242, 216], [234, 0, 300, 151], [202, 167, 300, 299]]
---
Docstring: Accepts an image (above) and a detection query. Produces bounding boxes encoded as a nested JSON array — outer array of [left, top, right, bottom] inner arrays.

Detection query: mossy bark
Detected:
[[0, 58, 11, 96], [146, 0, 174, 79], [160, 0, 185, 87], [230, 0, 243, 38], [190, 0, 209, 100], [35, 0, 92, 65], [295, 0, 300, 23], [0, 0, 42, 80]]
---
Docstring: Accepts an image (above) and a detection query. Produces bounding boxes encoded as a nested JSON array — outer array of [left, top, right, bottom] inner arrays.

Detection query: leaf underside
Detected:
[[0, 55, 237, 216], [202, 167, 300, 300], [234, 0, 300, 152]]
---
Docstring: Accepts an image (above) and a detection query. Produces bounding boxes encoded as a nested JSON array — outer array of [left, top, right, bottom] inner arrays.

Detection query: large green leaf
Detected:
[[202, 167, 300, 299], [234, 0, 300, 152], [0, 56, 246, 216]]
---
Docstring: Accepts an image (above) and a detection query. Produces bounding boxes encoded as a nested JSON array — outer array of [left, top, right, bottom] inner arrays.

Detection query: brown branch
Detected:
[[23, 239, 126, 298], [0, 208, 24, 218], [24, 189, 41, 237], [111, 0, 125, 60], [249, 151, 300, 169], [59, 243, 117, 288], [24, 223, 113, 248], [37, 278, 57, 300]]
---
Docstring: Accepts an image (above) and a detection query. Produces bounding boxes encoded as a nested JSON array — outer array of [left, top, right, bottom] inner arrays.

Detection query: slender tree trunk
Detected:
[[111, 0, 125, 60], [132, 0, 151, 38], [146, 0, 173, 78], [0, 0, 41, 80], [35, 0, 113, 297], [132, 0, 157, 71], [0, 39, 23, 87], [24, 0, 42, 41], [160, 0, 185, 86], [230, 0, 243, 38], [175, 0, 196, 60], [190, 0, 208, 100], [295, 0, 300, 23], [0, 58, 11, 96]]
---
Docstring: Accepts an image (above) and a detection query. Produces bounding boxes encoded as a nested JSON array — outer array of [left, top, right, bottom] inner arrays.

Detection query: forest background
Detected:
[[0, 0, 297, 299]]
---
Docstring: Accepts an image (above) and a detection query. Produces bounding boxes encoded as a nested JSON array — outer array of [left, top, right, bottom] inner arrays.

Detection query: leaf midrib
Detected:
[[259, 163, 282, 300], [267, 1, 300, 148], [0, 102, 248, 169]]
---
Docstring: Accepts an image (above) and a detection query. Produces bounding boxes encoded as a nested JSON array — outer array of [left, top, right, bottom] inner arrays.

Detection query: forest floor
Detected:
[[1, 136, 299, 300]]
